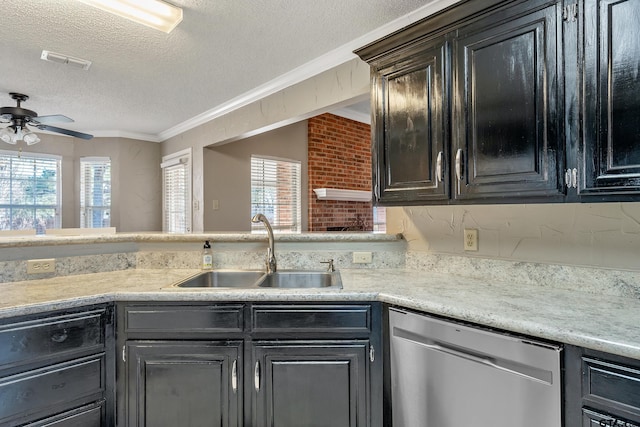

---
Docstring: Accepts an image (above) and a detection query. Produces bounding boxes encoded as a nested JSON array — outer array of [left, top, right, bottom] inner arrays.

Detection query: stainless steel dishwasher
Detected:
[[389, 308, 562, 427]]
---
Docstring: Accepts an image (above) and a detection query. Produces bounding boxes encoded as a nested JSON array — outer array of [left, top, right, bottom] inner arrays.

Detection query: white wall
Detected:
[[203, 120, 308, 231], [1, 134, 161, 232]]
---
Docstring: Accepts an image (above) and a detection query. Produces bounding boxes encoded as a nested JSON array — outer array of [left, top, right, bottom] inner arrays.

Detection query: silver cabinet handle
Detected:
[[435, 151, 443, 184], [455, 149, 463, 182], [254, 360, 260, 392], [232, 359, 238, 393]]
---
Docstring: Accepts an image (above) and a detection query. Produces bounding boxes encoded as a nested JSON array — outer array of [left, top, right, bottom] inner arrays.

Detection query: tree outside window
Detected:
[[0, 151, 61, 233]]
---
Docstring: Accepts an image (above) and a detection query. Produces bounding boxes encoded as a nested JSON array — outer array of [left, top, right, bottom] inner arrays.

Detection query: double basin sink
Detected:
[[174, 269, 342, 290]]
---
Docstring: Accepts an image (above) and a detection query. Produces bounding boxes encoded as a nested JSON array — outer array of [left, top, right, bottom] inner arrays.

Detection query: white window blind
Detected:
[[373, 206, 387, 233], [0, 150, 61, 234], [80, 157, 111, 228], [162, 149, 191, 233], [251, 155, 301, 233]]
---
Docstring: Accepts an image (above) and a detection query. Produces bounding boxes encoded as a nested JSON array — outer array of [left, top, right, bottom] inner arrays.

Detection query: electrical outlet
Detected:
[[463, 229, 478, 251], [27, 258, 56, 274], [352, 252, 373, 264]]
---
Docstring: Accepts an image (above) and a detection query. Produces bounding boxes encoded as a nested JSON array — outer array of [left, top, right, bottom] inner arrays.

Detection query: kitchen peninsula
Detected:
[[1, 232, 639, 426]]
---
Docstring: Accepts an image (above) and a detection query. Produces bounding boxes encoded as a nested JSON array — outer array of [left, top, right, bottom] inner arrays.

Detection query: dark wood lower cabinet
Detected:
[[565, 345, 640, 426], [125, 341, 241, 427], [252, 341, 369, 427], [118, 302, 382, 427], [0, 304, 112, 427]]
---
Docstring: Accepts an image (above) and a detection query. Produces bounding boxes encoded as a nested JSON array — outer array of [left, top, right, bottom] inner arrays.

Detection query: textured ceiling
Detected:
[[1, 0, 440, 141]]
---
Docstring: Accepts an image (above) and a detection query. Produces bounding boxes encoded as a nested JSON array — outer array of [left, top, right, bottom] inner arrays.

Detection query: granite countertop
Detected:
[[1, 267, 638, 360], [0, 232, 402, 248]]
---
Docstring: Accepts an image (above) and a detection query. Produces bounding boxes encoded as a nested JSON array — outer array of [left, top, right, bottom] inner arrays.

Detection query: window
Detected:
[[161, 149, 191, 233], [251, 155, 301, 233], [373, 206, 386, 233], [80, 157, 111, 228], [0, 150, 61, 233]]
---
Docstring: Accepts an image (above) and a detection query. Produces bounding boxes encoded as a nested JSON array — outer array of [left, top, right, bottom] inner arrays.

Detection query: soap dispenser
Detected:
[[202, 241, 213, 270]]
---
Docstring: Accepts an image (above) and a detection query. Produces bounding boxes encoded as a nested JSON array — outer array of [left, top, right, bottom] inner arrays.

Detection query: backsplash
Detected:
[[0, 246, 405, 283], [406, 252, 640, 298], [388, 202, 640, 271], [0, 253, 136, 283]]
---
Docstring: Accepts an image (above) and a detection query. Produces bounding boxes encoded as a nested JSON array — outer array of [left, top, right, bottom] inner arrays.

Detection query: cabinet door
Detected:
[[371, 36, 449, 204], [252, 341, 369, 427], [580, 0, 640, 196], [125, 341, 241, 427], [452, 1, 564, 201]]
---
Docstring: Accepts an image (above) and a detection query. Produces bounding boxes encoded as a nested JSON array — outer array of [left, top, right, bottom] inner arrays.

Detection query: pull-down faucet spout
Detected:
[[251, 213, 277, 273]]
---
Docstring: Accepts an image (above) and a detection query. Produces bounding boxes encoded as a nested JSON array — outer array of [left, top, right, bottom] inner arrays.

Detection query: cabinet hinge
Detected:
[[565, 168, 578, 188], [369, 345, 375, 363], [563, 3, 578, 22], [122, 345, 126, 363]]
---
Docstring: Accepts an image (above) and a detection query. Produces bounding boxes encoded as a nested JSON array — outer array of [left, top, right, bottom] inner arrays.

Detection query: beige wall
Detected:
[[162, 58, 370, 232], [387, 203, 640, 270], [1, 134, 161, 232], [203, 121, 308, 231]]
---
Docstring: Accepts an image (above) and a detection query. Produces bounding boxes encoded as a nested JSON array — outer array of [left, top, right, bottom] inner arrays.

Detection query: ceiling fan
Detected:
[[0, 92, 93, 145]]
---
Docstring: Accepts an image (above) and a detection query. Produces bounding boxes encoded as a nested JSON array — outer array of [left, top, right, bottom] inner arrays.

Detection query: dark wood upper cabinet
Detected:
[[452, 0, 564, 200], [356, 0, 640, 205], [580, 0, 640, 196], [370, 36, 449, 204]]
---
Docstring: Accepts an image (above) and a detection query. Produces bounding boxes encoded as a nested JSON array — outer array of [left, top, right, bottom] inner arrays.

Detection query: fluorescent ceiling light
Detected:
[[77, 0, 183, 33]]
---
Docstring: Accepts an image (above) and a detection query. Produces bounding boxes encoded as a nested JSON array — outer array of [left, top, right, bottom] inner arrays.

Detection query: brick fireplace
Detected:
[[307, 113, 373, 231]]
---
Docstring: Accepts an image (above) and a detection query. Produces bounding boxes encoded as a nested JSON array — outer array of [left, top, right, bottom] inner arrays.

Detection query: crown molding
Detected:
[[91, 130, 161, 142]]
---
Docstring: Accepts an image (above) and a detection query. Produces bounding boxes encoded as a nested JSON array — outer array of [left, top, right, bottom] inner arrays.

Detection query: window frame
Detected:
[[161, 148, 192, 233], [250, 154, 302, 234], [80, 156, 111, 228], [0, 149, 62, 233]]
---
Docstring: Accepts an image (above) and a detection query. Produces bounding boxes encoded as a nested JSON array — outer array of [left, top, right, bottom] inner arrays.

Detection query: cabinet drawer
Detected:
[[123, 305, 244, 333], [0, 310, 105, 372], [583, 357, 640, 416], [0, 355, 104, 425], [24, 401, 103, 427], [583, 408, 639, 427], [252, 305, 371, 334]]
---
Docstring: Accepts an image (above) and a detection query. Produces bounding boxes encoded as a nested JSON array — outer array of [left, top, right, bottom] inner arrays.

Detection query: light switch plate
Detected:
[[27, 258, 56, 274]]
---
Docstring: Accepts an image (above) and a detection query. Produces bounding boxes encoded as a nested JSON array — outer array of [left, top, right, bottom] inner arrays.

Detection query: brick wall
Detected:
[[308, 113, 373, 231]]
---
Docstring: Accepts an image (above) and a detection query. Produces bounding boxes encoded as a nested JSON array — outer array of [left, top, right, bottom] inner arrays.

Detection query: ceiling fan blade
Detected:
[[36, 124, 93, 140], [31, 114, 74, 125]]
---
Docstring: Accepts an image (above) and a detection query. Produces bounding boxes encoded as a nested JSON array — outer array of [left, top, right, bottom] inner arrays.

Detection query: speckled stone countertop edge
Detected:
[[0, 232, 403, 248], [1, 268, 638, 360]]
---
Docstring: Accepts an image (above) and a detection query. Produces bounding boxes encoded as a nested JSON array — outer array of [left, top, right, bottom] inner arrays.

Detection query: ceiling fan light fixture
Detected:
[[76, 0, 183, 33], [23, 131, 41, 145], [0, 128, 18, 145]]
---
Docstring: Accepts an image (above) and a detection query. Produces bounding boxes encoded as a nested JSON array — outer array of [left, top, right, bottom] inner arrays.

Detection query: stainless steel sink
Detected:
[[174, 270, 266, 288], [257, 270, 342, 289], [173, 269, 342, 289]]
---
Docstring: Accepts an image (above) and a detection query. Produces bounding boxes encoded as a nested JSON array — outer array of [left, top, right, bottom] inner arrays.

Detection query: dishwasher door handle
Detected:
[[394, 328, 553, 385]]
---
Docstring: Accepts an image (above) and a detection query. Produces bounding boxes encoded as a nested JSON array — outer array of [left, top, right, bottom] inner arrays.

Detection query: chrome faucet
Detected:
[[251, 213, 277, 273]]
